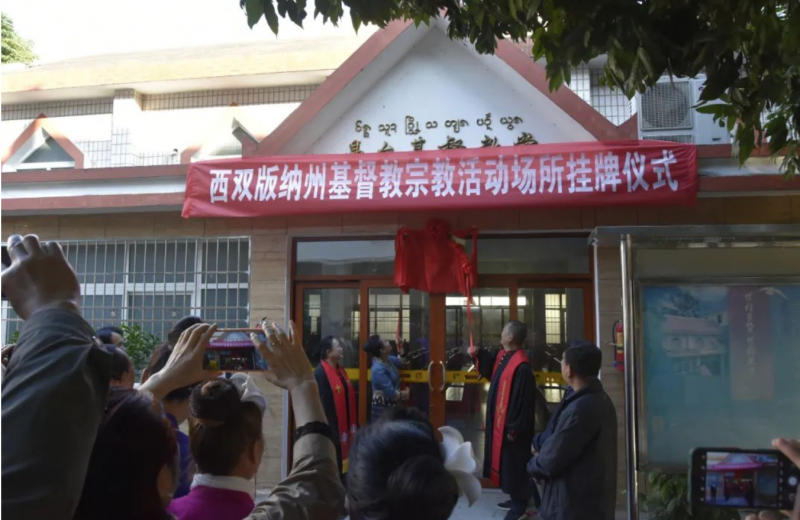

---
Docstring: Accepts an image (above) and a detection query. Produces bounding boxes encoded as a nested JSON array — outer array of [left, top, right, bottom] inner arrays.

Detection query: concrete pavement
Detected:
[[451, 489, 629, 519]]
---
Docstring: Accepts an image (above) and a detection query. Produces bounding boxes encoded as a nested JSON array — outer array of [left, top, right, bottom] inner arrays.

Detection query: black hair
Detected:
[[348, 410, 459, 520], [97, 326, 124, 344], [563, 341, 602, 379], [75, 387, 176, 520], [363, 335, 384, 358], [189, 379, 263, 476], [143, 317, 205, 401], [319, 335, 336, 361], [504, 320, 527, 346], [103, 344, 132, 381], [167, 316, 203, 347], [145, 345, 193, 402]]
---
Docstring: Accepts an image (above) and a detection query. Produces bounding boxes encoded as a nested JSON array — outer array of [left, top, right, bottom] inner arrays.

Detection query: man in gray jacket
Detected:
[[528, 342, 618, 520]]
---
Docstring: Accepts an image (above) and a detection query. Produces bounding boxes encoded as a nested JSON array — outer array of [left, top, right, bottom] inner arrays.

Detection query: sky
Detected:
[[2, 0, 373, 63]]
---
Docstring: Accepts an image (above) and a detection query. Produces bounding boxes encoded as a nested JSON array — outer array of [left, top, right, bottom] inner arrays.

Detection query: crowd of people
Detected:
[[1, 233, 798, 520]]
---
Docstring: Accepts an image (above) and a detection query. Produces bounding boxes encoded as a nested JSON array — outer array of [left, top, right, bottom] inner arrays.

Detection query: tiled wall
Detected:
[[141, 85, 317, 111], [1, 98, 113, 121], [595, 246, 628, 507], [75, 140, 113, 168]]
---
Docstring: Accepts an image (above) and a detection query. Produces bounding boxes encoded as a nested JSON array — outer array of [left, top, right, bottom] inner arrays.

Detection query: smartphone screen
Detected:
[[691, 448, 799, 511], [203, 329, 268, 371]]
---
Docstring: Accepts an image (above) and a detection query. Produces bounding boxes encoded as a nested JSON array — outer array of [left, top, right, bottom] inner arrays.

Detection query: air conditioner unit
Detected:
[[637, 77, 731, 146]]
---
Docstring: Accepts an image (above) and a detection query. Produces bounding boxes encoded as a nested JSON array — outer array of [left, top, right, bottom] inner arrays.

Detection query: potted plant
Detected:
[[640, 472, 739, 520], [120, 323, 161, 375]]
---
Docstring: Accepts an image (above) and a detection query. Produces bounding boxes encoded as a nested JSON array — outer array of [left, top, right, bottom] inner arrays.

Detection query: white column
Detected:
[[110, 89, 142, 167]]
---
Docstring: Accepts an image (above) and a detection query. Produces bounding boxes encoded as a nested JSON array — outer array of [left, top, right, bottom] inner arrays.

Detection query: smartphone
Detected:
[[1, 246, 11, 300], [690, 447, 800, 511], [203, 329, 269, 371]]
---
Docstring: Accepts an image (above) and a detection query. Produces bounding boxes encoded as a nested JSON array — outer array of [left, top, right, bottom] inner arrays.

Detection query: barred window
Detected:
[[1, 237, 250, 344]]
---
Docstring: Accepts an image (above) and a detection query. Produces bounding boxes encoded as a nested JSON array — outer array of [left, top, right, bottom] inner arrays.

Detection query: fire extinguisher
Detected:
[[612, 320, 624, 372]]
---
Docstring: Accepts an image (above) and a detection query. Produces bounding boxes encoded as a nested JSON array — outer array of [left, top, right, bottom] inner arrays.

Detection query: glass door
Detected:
[[294, 283, 436, 427], [518, 284, 593, 402], [365, 287, 431, 423], [442, 288, 510, 468], [295, 284, 365, 422]]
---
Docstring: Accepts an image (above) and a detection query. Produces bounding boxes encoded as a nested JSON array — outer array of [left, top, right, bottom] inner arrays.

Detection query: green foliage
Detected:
[[9, 330, 20, 344], [239, 0, 800, 177], [120, 323, 161, 373], [1, 13, 36, 65], [640, 473, 738, 520]]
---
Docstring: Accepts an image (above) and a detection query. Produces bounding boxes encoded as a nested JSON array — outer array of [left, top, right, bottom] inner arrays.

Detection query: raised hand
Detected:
[[252, 321, 313, 391], [1, 235, 80, 319], [140, 323, 218, 401]]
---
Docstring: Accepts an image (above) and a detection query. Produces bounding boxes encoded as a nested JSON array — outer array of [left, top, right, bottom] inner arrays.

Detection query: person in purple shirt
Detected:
[[168, 375, 266, 520], [142, 316, 205, 498]]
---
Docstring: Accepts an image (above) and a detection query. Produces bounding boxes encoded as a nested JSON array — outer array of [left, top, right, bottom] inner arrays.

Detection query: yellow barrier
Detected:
[[344, 368, 565, 386]]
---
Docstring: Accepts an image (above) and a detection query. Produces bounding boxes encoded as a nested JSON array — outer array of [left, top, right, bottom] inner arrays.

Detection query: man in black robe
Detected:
[[473, 320, 537, 520], [313, 335, 356, 477]]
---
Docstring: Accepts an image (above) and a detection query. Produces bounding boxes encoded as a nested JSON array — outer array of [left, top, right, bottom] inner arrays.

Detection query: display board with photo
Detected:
[[640, 284, 800, 468]]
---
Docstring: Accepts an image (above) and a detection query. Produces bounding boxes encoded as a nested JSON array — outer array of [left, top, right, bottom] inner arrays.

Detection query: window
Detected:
[[295, 240, 395, 276], [1, 237, 250, 343], [468, 237, 590, 274], [545, 293, 568, 344]]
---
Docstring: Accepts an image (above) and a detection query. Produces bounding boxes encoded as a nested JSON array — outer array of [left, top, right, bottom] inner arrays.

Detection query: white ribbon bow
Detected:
[[439, 426, 482, 506], [229, 373, 268, 417]]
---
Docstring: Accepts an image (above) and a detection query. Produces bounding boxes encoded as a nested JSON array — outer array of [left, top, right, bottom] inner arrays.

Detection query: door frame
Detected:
[[287, 235, 595, 475]]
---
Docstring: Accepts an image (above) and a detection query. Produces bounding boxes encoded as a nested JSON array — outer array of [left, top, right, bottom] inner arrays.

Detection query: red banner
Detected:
[[182, 140, 697, 218]]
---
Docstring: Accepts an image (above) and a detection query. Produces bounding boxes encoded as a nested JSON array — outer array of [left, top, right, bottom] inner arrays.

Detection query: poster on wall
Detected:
[[640, 284, 800, 468]]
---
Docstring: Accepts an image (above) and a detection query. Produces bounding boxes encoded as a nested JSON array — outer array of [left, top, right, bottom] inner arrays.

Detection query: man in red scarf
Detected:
[[314, 336, 357, 476], [473, 320, 537, 520]]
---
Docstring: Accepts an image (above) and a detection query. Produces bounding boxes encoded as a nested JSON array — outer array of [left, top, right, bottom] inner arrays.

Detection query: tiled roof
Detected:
[[1, 33, 374, 94]]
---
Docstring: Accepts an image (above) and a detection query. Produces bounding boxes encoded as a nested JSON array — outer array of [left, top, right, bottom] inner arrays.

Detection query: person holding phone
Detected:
[[744, 439, 800, 520]]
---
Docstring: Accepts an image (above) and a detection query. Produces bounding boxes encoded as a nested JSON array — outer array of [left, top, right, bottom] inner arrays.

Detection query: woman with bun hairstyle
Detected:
[[347, 408, 481, 520], [168, 374, 267, 520], [364, 335, 408, 421]]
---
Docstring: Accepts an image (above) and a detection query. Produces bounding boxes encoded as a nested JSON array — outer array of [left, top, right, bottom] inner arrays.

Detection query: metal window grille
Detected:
[[544, 292, 568, 345], [369, 292, 411, 338], [1, 237, 251, 344], [568, 66, 592, 104], [590, 70, 633, 126]]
